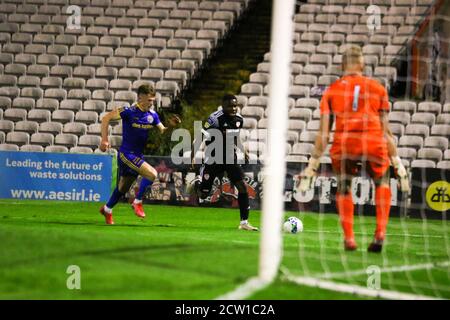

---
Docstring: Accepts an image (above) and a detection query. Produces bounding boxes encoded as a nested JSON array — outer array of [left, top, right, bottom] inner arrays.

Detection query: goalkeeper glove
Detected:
[[391, 156, 410, 193], [296, 156, 320, 192]]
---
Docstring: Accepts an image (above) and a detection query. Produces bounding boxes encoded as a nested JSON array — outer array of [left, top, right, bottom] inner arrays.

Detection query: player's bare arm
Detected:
[[156, 114, 182, 134], [380, 110, 409, 192], [297, 113, 331, 191], [99, 109, 121, 152]]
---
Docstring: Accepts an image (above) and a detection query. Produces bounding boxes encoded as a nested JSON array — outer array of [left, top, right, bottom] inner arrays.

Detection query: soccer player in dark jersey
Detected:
[[99, 84, 180, 225], [190, 94, 258, 231]]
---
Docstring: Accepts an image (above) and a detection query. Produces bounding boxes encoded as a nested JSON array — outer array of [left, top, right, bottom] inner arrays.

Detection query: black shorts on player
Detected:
[[197, 164, 245, 199]]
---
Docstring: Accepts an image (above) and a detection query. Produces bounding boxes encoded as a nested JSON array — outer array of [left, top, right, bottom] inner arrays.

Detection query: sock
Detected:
[[104, 205, 112, 214], [106, 187, 124, 209], [136, 178, 153, 200], [336, 192, 354, 241], [238, 192, 250, 221], [375, 185, 391, 240], [133, 199, 142, 205], [240, 220, 248, 225]]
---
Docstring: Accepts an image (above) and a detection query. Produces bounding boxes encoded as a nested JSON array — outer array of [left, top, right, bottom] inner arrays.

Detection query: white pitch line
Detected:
[[215, 277, 271, 300], [281, 268, 442, 300], [314, 261, 450, 280]]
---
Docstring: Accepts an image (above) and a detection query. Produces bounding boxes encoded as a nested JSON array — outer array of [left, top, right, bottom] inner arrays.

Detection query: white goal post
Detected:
[[259, 0, 296, 282]]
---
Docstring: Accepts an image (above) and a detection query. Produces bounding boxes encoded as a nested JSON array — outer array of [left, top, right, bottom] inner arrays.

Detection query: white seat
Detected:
[[63, 122, 87, 136], [393, 101, 416, 113], [6, 131, 29, 146], [45, 145, 68, 153], [389, 111, 411, 125], [21, 144, 44, 152], [296, 98, 320, 109], [437, 161, 450, 169], [241, 83, 263, 96], [431, 125, 450, 137], [411, 159, 435, 168], [398, 135, 423, 149], [410, 112, 435, 126], [405, 124, 429, 138], [417, 102, 441, 115], [0, 144, 19, 151], [424, 137, 449, 151]]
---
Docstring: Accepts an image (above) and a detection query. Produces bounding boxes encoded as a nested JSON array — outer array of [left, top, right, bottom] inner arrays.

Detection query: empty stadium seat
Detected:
[[14, 120, 38, 134], [417, 148, 442, 162], [30, 132, 54, 147], [241, 107, 264, 120], [444, 150, 450, 160], [436, 114, 450, 125], [6, 131, 29, 146], [63, 122, 87, 136], [28, 109, 51, 123], [431, 125, 450, 137], [75, 111, 99, 124], [54, 133, 77, 148], [405, 124, 429, 138], [296, 98, 320, 110], [156, 80, 179, 96], [78, 135, 102, 149], [4, 108, 27, 122], [437, 161, 450, 169], [389, 112, 410, 125], [417, 102, 441, 115], [398, 135, 423, 149], [292, 142, 315, 156], [110, 136, 122, 148], [424, 136, 448, 151], [39, 122, 62, 135], [410, 112, 435, 126], [411, 159, 436, 168], [20, 144, 44, 152], [443, 103, 450, 113], [60, 100, 82, 112], [45, 145, 68, 153], [0, 143, 20, 151], [70, 146, 94, 154], [397, 146, 416, 161], [393, 101, 416, 113]]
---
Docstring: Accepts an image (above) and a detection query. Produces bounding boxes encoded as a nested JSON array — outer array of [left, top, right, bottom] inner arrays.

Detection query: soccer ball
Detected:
[[283, 217, 303, 234]]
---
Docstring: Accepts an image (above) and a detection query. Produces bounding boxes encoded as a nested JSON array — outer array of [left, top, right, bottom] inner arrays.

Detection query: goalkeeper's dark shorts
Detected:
[[198, 164, 245, 195]]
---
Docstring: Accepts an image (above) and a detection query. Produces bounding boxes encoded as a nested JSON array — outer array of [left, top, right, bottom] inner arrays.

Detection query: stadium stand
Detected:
[[234, 0, 449, 167], [0, 0, 447, 170], [0, 0, 250, 152]]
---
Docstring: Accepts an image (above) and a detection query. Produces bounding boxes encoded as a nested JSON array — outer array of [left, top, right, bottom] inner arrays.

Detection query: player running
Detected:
[[99, 84, 180, 225], [298, 46, 409, 252], [190, 94, 258, 231]]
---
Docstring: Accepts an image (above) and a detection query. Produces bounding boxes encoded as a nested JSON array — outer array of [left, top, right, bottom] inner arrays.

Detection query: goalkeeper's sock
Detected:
[[375, 185, 391, 240], [136, 178, 153, 201], [336, 192, 354, 240], [238, 192, 250, 221], [106, 187, 124, 209]]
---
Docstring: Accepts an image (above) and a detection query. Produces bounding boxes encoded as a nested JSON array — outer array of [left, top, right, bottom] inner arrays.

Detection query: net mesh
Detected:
[[265, 0, 450, 299]]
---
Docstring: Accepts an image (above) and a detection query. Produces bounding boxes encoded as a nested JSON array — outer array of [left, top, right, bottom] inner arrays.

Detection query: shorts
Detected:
[[199, 164, 245, 195], [330, 137, 390, 179], [118, 151, 145, 177]]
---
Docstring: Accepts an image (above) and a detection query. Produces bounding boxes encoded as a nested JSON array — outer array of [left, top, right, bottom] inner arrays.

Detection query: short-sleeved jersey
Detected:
[[119, 103, 161, 154], [320, 74, 389, 139], [203, 109, 244, 163]]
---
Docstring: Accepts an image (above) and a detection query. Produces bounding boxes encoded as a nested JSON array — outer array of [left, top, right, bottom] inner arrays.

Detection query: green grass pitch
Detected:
[[0, 200, 448, 299]]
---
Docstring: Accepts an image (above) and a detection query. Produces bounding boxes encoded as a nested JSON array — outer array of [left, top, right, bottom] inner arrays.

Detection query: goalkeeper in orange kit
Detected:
[[298, 46, 409, 253]]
